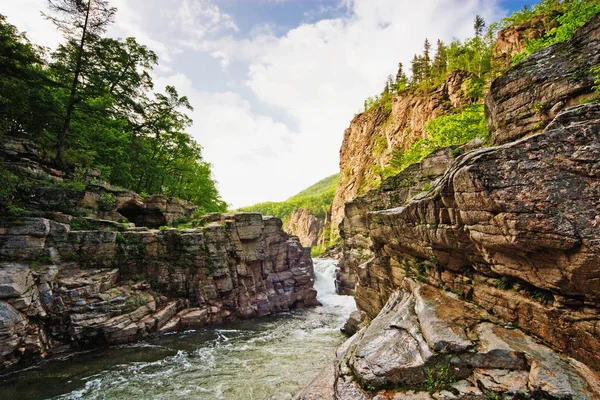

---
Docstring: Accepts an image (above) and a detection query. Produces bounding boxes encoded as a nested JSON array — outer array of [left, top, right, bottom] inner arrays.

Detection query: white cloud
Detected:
[[174, 0, 239, 39], [2, 0, 508, 208]]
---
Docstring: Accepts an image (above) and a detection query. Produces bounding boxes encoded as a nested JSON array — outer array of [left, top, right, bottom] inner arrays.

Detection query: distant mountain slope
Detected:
[[289, 174, 340, 199], [236, 173, 339, 222]]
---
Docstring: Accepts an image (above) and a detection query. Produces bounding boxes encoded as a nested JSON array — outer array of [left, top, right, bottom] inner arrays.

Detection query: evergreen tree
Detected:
[[43, 0, 117, 165], [423, 38, 432, 83], [411, 54, 423, 84], [432, 39, 447, 81], [474, 15, 486, 38], [394, 62, 408, 92]]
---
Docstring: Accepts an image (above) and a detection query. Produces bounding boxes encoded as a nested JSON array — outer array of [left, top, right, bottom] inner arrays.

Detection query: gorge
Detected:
[[2, 0, 600, 399]]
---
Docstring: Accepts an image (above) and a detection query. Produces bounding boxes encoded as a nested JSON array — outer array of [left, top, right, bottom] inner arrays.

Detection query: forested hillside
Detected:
[[236, 173, 339, 223], [0, 1, 226, 214], [362, 0, 600, 180]]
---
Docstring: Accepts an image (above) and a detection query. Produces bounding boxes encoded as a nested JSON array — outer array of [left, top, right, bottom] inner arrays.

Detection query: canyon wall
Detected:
[[330, 71, 473, 239], [0, 141, 318, 371], [297, 13, 600, 400], [285, 208, 324, 248]]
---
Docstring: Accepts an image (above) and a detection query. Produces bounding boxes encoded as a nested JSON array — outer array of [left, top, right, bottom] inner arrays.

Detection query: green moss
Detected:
[[388, 105, 487, 177], [98, 193, 117, 211], [424, 362, 456, 393]]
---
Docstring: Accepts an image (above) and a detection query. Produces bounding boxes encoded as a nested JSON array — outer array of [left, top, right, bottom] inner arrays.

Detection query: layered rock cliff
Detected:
[[0, 139, 318, 371], [0, 212, 317, 370], [285, 208, 325, 248], [298, 13, 600, 400], [330, 71, 473, 239]]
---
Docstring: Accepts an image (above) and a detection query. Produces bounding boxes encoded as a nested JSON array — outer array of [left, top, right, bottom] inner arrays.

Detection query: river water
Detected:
[[0, 259, 355, 400]]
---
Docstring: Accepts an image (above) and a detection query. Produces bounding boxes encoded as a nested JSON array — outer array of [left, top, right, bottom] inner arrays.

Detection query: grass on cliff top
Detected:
[[235, 173, 339, 222], [510, 0, 600, 63], [384, 104, 487, 178]]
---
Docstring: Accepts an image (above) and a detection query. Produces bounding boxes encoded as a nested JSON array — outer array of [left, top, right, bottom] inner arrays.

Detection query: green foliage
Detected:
[[424, 362, 456, 393], [290, 174, 340, 198], [0, 9, 227, 214], [159, 225, 169, 231], [237, 173, 339, 221], [388, 105, 487, 174], [98, 193, 117, 211], [493, 277, 513, 290], [531, 288, 553, 305], [311, 244, 325, 258], [512, 0, 600, 63], [0, 167, 18, 212]]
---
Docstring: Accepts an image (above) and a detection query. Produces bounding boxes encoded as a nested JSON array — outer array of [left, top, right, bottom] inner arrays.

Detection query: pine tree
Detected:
[[411, 54, 423, 84], [432, 39, 447, 81], [394, 62, 408, 92], [423, 39, 432, 83], [43, 0, 117, 165], [474, 15, 486, 38]]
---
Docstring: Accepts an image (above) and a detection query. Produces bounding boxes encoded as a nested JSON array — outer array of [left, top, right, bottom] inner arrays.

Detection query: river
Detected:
[[0, 259, 355, 400]]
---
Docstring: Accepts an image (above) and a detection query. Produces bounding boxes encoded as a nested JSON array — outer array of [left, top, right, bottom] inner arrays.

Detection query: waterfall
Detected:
[[313, 258, 356, 311]]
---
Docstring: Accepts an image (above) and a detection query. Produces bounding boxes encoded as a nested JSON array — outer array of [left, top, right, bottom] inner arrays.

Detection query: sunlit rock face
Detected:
[[0, 212, 318, 371], [285, 208, 324, 248], [302, 15, 600, 400], [330, 70, 473, 241], [486, 13, 600, 144]]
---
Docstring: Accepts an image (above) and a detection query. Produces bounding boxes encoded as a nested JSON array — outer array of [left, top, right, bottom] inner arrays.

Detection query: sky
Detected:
[[2, 0, 537, 208]]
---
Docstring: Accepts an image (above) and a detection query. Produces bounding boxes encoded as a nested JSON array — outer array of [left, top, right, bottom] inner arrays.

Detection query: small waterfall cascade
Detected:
[[313, 258, 356, 312]]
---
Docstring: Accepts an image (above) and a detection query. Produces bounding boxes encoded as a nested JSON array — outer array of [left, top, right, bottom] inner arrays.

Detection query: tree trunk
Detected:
[[56, 1, 92, 166]]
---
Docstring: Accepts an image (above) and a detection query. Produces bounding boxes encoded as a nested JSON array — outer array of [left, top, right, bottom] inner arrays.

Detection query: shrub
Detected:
[[389, 105, 487, 174], [0, 168, 18, 212], [98, 193, 117, 211], [513, 0, 600, 63]]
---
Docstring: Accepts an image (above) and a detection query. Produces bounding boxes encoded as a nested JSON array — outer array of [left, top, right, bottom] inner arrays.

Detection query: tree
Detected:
[[383, 74, 394, 95], [474, 15, 486, 38], [411, 54, 423, 84], [423, 39, 432, 83], [432, 39, 447, 81], [43, 0, 117, 165], [394, 62, 409, 92], [0, 15, 58, 139]]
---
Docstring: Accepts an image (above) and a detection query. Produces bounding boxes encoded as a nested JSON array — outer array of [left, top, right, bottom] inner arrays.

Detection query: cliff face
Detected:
[[330, 71, 472, 238], [285, 208, 324, 248], [1, 137, 197, 229], [486, 14, 600, 144], [0, 212, 317, 369], [296, 13, 600, 400]]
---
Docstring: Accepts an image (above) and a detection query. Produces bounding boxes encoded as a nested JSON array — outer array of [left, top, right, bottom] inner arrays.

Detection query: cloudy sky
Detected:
[[3, 0, 535, 208]]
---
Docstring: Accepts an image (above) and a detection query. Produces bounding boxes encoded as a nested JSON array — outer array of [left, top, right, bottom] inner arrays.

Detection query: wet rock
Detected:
[[0, 212, 317, 370], [341, 310, 366, 336]]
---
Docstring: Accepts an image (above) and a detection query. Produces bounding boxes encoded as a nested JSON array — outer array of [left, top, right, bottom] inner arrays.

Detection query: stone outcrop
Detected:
[[335, 145, 463, 295], [493, 16, 547, 66], [327, 280, 600, 399], [330, 71, 473, 239], [305, 15, 600, 400], [486, 13, 600, 144], [285, 208, 324, 248], [0, 212, 318, 370], [0, 136, 196, 228], [316, 104, 600, 399]]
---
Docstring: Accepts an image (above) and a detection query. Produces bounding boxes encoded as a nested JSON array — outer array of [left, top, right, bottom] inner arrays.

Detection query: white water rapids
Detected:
[[0, 259, 356, 400]]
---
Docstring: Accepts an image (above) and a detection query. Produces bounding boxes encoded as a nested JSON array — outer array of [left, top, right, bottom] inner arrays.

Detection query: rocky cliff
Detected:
[[0, 140, 318, 371], [0, 212, 317, 371], [330, 71, 473, 239], [298, 13, 600, 400], [285, 208, 325, 248]]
